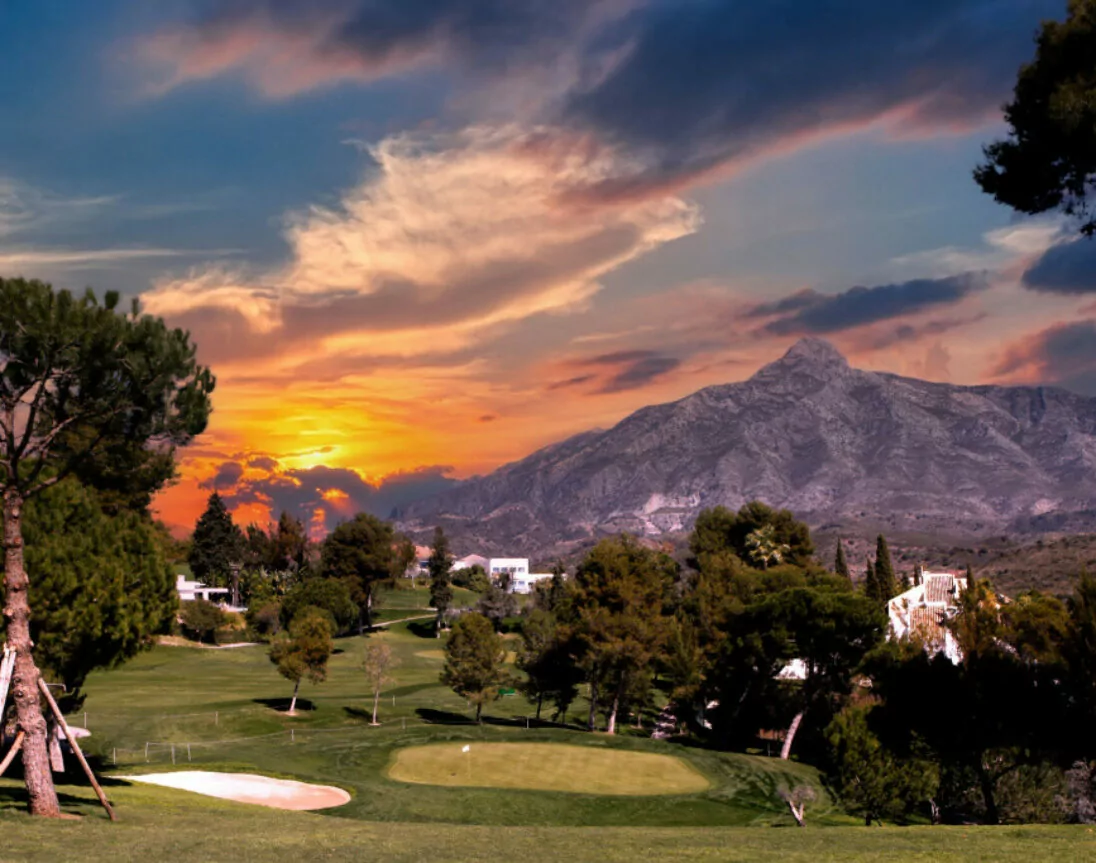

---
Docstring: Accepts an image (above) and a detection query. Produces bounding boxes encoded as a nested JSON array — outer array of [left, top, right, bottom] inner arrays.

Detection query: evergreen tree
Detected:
[[428, 526, 454, 635], [321, 512, 395, 631], [834, 539, 851, 580], [571, 536, 675, 734], [477, 573, 517, 631], [863, 559, 878, 601], [8, 478, 178, 697], [871, 535, 897, 603], [826, 705, 939, 825], [516, 608, 582, 721], [188, 493, 243, 587], [441, 612, 509, 722], [0, 278, 214, 817]]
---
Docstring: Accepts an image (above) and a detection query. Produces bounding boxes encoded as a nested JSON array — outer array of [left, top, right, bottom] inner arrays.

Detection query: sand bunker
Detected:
[[121, 771, 350, 810]]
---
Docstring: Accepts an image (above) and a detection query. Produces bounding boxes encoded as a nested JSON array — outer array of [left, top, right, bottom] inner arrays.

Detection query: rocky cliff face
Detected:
[[400, 338, 1096, 553]]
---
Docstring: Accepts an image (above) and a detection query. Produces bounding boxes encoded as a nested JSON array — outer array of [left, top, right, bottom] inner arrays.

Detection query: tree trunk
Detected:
[[785, 799, 806, 827], [289, 678, 300, 715], [371, 689, 381, 725], [606, 690, 621, 736], [977, 761, 999, 825], [364, 589, 374, 631], [587, 680, 599, 731], [475, 701, 483, 724], [780, 711, 805, 760], [2, 489, 61, 817], [535, 692, 543, 721], [865, 813, 873, 827]]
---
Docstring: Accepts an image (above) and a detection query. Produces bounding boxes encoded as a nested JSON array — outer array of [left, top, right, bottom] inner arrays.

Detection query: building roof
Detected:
[[908, 606, 949, 648]]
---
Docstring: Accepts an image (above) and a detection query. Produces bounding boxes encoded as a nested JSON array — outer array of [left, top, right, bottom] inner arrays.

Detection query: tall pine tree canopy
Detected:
[[974, 0, 1096, 236], [870, 535, 898, 604], [428, 526, 454, 631], [188, 492, 244, 587], [689, 501, 814, 569]]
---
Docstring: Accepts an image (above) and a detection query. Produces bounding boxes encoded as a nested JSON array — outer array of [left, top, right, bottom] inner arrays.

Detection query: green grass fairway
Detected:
[[387, 743, 711, 795]]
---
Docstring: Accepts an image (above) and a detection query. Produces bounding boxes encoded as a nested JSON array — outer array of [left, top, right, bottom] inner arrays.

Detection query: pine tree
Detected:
[[873, 535, 897, 602], [834, 539, 851, 580], [428, 526, 453, 635], [188, 493, 243, 587], [441, 612, 509, 722], [320, 512, 395, 631]]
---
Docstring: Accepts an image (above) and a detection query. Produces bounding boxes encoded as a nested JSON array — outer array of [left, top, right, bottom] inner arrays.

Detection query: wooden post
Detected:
[[0, 730, 25, 777], [38, 679, 116, 822], [171, 744, 176, 765]]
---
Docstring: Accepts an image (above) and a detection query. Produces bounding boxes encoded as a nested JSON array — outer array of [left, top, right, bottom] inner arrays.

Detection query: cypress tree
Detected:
[[873, 535, 897, 602], [188, 492, 243, 587], [863, 559, 878, 601], [834, 539, 851, 580], [428, 526, 454, 635]]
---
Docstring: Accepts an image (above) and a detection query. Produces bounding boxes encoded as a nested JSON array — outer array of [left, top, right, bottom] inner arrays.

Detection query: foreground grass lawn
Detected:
[[0, 785, 1093, 863], [387, 742, 711, 794]]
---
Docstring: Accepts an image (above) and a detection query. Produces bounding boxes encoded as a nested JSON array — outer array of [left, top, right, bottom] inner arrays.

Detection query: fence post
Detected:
[[84, 711, 88, 729], [171, 744, 176, 765], [215, 711, 218, 726], [113, 748, 116, 766], [187, 744, 192, 761], [145, 741, 150, 762]]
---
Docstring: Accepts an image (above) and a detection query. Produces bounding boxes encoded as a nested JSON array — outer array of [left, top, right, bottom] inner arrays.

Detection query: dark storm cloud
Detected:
[[597, 355, 680, 392], [1022, 239, 1096, 294], [994, 320, 1096, 396], [751, 273, 986, 336], [200, 460, 245, 490], [220, 463, 459, 531], [561, 0, 1063, 201]]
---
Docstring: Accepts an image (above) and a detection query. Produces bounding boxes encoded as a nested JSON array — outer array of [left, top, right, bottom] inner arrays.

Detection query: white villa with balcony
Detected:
[[887, 569, 969, 664]]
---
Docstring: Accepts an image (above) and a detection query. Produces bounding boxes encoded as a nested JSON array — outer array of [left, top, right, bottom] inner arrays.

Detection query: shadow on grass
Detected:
[[252, 697, 316, 712], [406, 620, 439, 639]]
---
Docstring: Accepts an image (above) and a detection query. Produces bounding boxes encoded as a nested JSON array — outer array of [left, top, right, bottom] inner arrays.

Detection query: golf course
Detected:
[[1, 586, 1094, 861]]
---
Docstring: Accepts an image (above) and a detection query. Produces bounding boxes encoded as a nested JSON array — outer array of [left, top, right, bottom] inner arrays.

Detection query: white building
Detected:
[[510, 573, 555, 595], [887, 570, 969, 664], [175, 574, 230, 604], [488, 558, 529, 578], [452, 554, 489, 572]]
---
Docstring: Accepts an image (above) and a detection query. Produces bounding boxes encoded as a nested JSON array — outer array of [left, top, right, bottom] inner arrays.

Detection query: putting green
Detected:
[[386, 742, 711, 795]]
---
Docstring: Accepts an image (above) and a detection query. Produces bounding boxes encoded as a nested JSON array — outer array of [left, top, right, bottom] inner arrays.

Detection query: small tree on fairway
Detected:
[[428, 527, 453, 636], [269, 610, 334, 714], [778, 785, 817, 827], [441, 612, 508, 722], [0, 278, 214, 816], [362, 640, 399, 725]]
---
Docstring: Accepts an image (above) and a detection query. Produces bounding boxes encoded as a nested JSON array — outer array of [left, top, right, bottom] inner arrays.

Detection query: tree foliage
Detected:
[[0, 479, 178, 695], [826, 704, 939, 825], [428, 526, 454, 633], [280, 578, 357, 634], [834, 539, 851, 581], [269, 609, 334, 714], [188, 493, 243, 588], [689, 502, 814, 569], [321, 512, 395, 631], [0, 277, 214, 817], [362, 640, 399, 725], [974, 0, 1096, 236], [179, 598, 226, 645], [516, 607, 581, 721], [440, 612, 508, 721]]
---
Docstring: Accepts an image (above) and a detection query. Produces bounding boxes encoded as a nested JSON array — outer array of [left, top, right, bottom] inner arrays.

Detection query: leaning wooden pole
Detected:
[[0, 731, 24, 777], [37, 679, 116, 821]]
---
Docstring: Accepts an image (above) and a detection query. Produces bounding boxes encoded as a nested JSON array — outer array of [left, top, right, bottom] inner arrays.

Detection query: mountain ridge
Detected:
[[399, 338, 1096, 554]]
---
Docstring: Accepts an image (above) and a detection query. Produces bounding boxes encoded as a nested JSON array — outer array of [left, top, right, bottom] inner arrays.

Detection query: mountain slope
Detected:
[[400, 338, 1096, 552]]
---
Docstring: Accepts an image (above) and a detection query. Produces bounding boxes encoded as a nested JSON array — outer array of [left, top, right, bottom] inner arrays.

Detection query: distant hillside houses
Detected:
[[887, 570, 970, 664]]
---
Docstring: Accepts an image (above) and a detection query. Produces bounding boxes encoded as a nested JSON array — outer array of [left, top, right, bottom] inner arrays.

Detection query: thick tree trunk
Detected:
[[371, 689, 381, 725], [2, 490, 61, 817], [977, 762, 999, 825], [289, 678, 300, 715], [780, 711, 805, 760], [535, 692, 543, 721]]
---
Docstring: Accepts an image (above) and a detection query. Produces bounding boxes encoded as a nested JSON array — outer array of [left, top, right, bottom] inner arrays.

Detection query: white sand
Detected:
[[120, 771, 350, 810]]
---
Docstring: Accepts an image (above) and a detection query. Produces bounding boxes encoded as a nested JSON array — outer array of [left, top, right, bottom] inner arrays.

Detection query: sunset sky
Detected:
[[3, 0, 1094, 536]]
